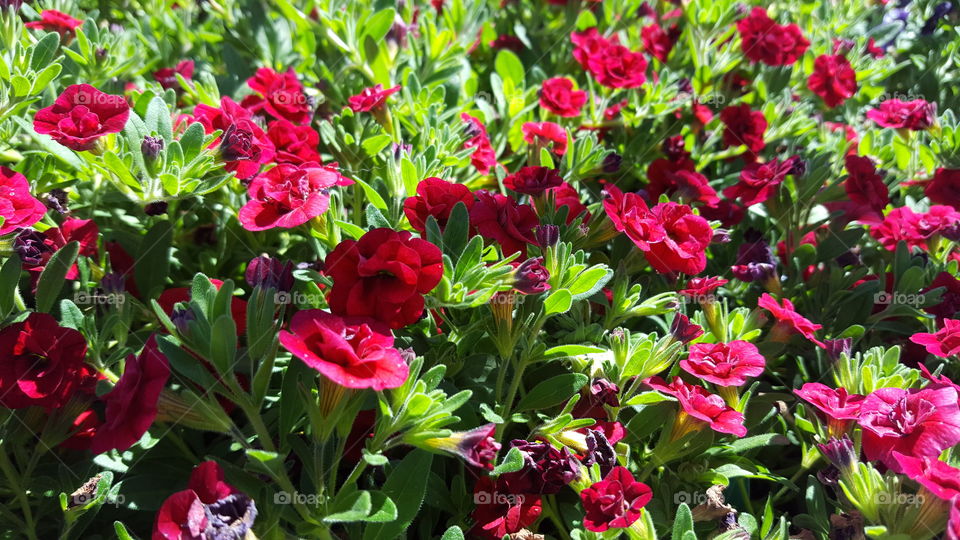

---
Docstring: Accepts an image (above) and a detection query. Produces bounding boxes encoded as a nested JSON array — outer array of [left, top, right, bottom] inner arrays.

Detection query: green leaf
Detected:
[[209, 315, 237, 373], [144, 96, 173, 142], [366, 204, 391, 229], [0, 254, 22, 317], [351, 177, 388, 210], [673, 503, 695, 538], [59, 299, 86, 330], [491, 447, 525, 476], [362, 134, 392, 157], [325, 490, 397, 523], [515, 373, 589, 411], [113, 521, 136, 540], [494, 49, 525, 86], [36, 241, 79, 313], [441, 202, 470, 257], [543, 288, 572, 314], [440, 526, 465, 540], [362, 9, 396, 44], [542, 344, 606, 359], [135, 221, 173, 299], [363, 450, 433, 540], [30, 33, 61, 72], [567, 266, 613, 301]]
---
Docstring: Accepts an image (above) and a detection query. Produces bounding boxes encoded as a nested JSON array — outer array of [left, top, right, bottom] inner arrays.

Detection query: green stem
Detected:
[[0, 449, 37, 540]]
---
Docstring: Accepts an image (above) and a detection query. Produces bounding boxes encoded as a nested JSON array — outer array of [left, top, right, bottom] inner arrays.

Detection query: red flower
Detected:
[[90, 336, 170, 454], [20, 218, 98, 279], [25, 10, 82, 40], [859, 386, 960, 468], [265, 120, 322, 165], [550, 182, 590, 224], [723, 157, 795, 207], [241, 68, 311, 124], [154, 461, 256, 540], [348, 84, 401, 112], [325, 228, 443, 329], [279, 309, 409, 390], [580, 466, 652, 532], [522, 122, 568, 155], [571, 28, 648, 89], [867, 99, 937, 130], [870, 206, 927, 251], [807, 54, 857, 108], [890, 453, 960, 500], [758, 293, 825, 347], [736, 7, 809, 66], [513, 257, 551, 294], [424, 423, 501, 470], [794, 383, 864, 435], [187, 461, 237, 503], [720, 104, 767, 153], [403, 177, 474, 233], [0, 167, 46, 235], [641, 23, 678, 62], [153, 60, 194, 91], [646, 158, 719, 206], [461, 113, 498, 174], [469, 190, 539, 256], [679, 276, 728, 299], [827, 155, 889, 224], [0, 313, 88, 409], [926, 168, 960, 210], [504, 166, 563, 196], [539, 77, 587, 117], [239, 162, 351, 231], [910, 318, 960, 357], [192, 97, 276, 179], [646, 376, 747, 436], [470, 476, 541, 539], [681, 341, 766, 387], [153, 490, 208, 540], [33, 84, 130, 151]]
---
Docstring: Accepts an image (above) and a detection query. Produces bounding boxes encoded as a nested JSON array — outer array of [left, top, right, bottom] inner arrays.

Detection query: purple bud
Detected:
[[142, 136, 165, 161], [602, 153, 622, 173], [144, 201, 168, 216], [171, 308, 195, 335], [818, 436, 857, 472], [582, 429, 616, 476], [499, 440, 580, 494], [99, 273, 126, 295], [44, 188, 69, 214], [535, 224, 560, 248], [823, 338, 853, 362], [13, 229, 51, 266], [711, 229, 732, 243], [677, 78, 693, 95], [513, 257, 550, 294], [245, 255, 295, 293]]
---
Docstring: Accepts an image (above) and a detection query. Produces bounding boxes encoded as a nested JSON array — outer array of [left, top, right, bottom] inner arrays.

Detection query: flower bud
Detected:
[[13, 229, 50, 266], [535, 224, 560, 248], [144, 201, 168, 216], [245, 255, 295, 293], [514, 257, 550, 294], [141, 135, 165, 161], [419, 423, 501, 470], [220, 124, 261, 163]]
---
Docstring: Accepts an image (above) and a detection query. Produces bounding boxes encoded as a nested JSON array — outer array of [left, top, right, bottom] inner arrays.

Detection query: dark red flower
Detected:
[[641, 22, 679, 62], [910, 318, 960, 357], [25, 10, 82, 40], [671, 313, 704, 343], [808, 54, 857, 108], [461, 113, 498, 174], [279, 309, 409, 390], [681, 340, 766, 387], [736, 7, 809, 66], [722, 157, 796, 207], [580, 466, 652, 532], [33, 84, 130, 152], [153, 60, 194, 91], [0, 313, 88, 409], [720, 104, 767, 153], [241, 68, 311, 124], [513, 257, 550, 294], [572, 379, 620, 420], [20, 218, 98, 280], [922, 272, 960, 320], [239, 162, 350, 231], [867, 99, 937, 130], [550, 182, 590, 224], [469, 190, 539, 256], [0, 167, 46, 235], [153, 489, 207, 540], [499, 439, 580, 494], [758, 293, 825, 347], [469, 476, 541, 540], [192, 97, 276, 179], [522, 122, 568, 155], [504, 166, 563, 196], [325, 228, 444, 329], [265, 120, 322, 165], [90, 336, 170, 454], [926, 168, 960, 210], [826, 155, 889, 224], [403, 177, 474, 233], [859, 386, 960, 468], [571, 29, 647, 89], [187, 461, 237, 504], [348, 84, 401, 113], [646, 158, 719, 206], [539, 77, 587, 117], [891, 453, 960, 500]]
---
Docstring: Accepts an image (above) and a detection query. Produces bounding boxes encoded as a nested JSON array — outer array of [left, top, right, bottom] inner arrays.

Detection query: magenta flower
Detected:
[[794, 383, 864, 437], [645, 376, 747, 437], [910, 319, 960, 357], [859, 386, 960, 468], [681, 341, 765, 387], [758, 293, 825, 347]]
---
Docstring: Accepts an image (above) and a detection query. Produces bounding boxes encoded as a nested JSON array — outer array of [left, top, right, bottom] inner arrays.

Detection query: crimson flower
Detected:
[[470, 476, 541, 540], [238, 162, 351, 231], [869, 206, 927, 251], [642, 22, 678, 62], [513, 257, 550, 294], [910, 319, 960, 357], [265, 119, 322, 165], [679, 276, 728, 299], [736, 7, 809, 66], [325, 228, 443, 329], [571, 28, 647, 89], [19, 218, 99, 279], [25, 10, 82, 40], [192, 97, 276, 179], [469, 190, 539, 257], [794, 383, 864, 436], [539, 77, 586, 117], [646, 157, 719, 206], [550, 182, 590, 224], [580, 466, 652, 532], [522, 122, 568, 155], [33, 84, 130, 151], [90, 336, 170, 454], [858, 386, 960, 468], [348, 84, 401, 112], [504, 166, 563, 196], [681, 341, 765, 387], [461, 113, 498, 174], [825, 155, 889, 225], [926, 168, 960, 211], [241, 67, 311, 124], [867, 99, 937, 130], [922, 272, 960, 320], [403, 177, 474, 233], [0, 167, 46, 235], [808, 54, 857, 108], [720, 104, 767, 153], [758, 293, 825, 347], [671, 314, 704, 344], [890, 453, 960, 500], [279, 309, 408, 390], [723, 157, 797, 207], [153, 60, 194, 91], [645, 376, 747, 436], [0, 313, 88, 409]]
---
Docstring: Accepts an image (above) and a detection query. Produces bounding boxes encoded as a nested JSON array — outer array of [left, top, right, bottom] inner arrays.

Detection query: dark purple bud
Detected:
[[818, 436, 857, 472], [663, 135, 688, 161], [921, 2, 953, 35], [245, 255, 295, 293], [220, 124, 261, 162], [171, 308, 195, 335], [142, 136, 165, 161], [730, 262, 776, 282], [203, 493, 258, 540], [670, 313, 704, 344], [582, 429, 616, 476], [99, 273, 126, 295], [817, 465, 841, 487], [499, 440, 580, 494], [194, 224, 217, 246], [44, 188, 69, 214], [637, 2, 655, 18], [144, 201, 168, 216], [711, 229, 732, 244], [602, 153, 622, 173], [398, 347, 417, 365], [823, 338, 853, 362], [95, 48, 108, 60], [535, 224, 560, 248], [941, 222, 960, 242], [835, 247, 862, 267], [392, 142, 412, 161], [454, 423, 500, 470], [13, 229, 51, 266], [787, 155, 807, 177], [514, 257, 550, 294], [677, 78, 693, 95]]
